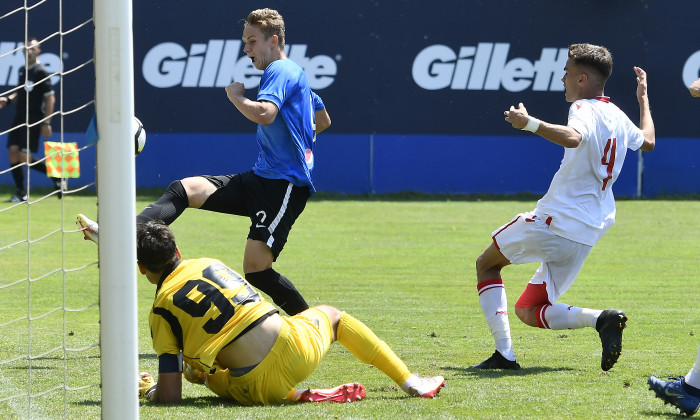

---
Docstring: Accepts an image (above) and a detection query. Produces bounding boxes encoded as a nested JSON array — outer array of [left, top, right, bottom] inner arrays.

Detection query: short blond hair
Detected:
[[245, 8, 286, 49]]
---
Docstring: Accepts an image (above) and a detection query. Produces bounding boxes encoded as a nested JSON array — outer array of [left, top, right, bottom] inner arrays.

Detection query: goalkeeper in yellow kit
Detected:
[[135, 220, 445, 405]]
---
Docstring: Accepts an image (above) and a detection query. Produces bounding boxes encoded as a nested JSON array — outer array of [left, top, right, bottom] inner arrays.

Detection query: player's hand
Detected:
[[634, 66, 648, 101], [689, 78, 700, 98], [183, 362, 206, 385], [41, 124, 52, 138], [138, 372, 157, 400], [504, 102, 530, 130], [225, 82, 245, 103]]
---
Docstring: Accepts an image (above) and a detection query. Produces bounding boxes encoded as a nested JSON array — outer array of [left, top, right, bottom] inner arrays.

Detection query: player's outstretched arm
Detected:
[[690, 77, 700, 98], [634, 66, 655, 152], [504, 102, 581, 148]]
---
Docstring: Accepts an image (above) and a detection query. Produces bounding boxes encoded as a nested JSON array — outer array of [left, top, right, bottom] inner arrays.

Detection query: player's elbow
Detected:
[[560, 128, 582, 148], [315, 109, 331, 133], [258, 114, 276, 126], [641, 136, 655, 152], [562, 135, 581, 148], [317, 117, 331, 133]]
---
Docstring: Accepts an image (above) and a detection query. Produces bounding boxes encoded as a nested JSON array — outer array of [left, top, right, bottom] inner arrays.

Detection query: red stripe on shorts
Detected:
[[492, 215, 522, 251]]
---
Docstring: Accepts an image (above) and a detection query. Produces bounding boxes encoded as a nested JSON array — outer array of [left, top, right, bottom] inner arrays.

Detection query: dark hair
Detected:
[[136, 220, 179, 273], [568, 43, 613, 82], [245, 8, 286, 49]]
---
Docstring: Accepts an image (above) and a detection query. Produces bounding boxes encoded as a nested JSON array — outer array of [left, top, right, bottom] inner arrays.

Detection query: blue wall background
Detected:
[[1, 0, 698, 197]]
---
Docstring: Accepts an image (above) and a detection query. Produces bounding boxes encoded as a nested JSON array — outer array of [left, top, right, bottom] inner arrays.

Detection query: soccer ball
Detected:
[[133, 116, 146, 156]]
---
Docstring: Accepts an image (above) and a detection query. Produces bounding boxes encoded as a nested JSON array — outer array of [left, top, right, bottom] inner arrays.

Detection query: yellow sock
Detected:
[[285, 388, 303, 402], [336, 312, 412, 385]]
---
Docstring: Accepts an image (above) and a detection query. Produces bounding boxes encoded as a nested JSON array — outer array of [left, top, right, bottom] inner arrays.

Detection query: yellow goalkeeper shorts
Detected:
[[205, 307, 334, 405]]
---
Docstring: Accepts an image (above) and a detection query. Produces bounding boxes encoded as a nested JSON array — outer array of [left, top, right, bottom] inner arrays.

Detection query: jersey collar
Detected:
[[594, 96, 610, 103], [156, 259, 182, 293]]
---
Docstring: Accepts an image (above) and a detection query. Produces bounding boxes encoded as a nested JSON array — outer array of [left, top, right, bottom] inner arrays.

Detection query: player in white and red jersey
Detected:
[[470, 43, 655, 372]]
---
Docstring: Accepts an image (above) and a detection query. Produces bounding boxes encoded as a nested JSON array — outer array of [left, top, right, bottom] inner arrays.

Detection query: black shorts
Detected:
[[7, 123, 42, 153], [198, 171, 310, 260]]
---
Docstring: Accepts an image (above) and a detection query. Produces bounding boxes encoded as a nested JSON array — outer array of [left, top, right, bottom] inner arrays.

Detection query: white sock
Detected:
[[685, 346, 700, 389], [400, 374, 421, 394], [477, 279, 515, 361], [543, 304, 601, 330]]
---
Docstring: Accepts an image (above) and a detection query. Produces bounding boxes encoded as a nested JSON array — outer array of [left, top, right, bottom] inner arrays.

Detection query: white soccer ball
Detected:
[[133, 116, 146, 156]]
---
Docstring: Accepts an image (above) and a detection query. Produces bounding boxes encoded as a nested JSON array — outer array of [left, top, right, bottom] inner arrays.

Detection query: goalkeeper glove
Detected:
[[183, 362, 206, 385], [138, 372, 157, 400]]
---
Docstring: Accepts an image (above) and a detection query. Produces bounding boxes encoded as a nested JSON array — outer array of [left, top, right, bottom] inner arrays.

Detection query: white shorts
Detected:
[[492, 212, 592, 304]]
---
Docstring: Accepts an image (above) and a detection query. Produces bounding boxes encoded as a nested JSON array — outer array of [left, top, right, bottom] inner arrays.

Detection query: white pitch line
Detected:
[[0, 370, 52, 420]]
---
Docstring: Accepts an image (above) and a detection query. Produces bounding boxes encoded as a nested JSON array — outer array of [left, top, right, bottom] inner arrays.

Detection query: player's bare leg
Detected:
[[243, 239, 309, 316], [515, 297, 625, 371], [471, 243, 520, 370]]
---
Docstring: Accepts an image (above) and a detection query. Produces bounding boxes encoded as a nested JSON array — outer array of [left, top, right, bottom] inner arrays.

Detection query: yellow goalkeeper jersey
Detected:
[[149, 258, 278, 372]]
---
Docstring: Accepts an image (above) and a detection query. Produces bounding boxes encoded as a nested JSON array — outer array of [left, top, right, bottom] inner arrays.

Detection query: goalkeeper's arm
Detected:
[[139, 371, 183, 403], [140, 352, 184, 403], [151, 372, 183, 403]]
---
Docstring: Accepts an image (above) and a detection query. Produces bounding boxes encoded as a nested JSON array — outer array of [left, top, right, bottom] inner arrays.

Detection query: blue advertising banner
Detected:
[[1, 1, 698, 195]]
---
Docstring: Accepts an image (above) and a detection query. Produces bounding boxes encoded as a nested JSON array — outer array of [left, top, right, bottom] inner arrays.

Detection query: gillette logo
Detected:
[[142, 40, 338, 90], [0, 42, 62, 86], [412, 43, 569, 92], [683, 49, 700, 87]]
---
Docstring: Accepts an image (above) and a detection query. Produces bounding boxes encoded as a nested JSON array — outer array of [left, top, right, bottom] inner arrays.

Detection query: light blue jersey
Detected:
[[254, 59, 324, 192]]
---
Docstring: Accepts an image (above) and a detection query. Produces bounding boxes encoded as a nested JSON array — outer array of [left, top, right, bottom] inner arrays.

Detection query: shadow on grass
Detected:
[[442, 364, 575, 378], [637, 409, 685, 417], [73, 395, 285, 408]]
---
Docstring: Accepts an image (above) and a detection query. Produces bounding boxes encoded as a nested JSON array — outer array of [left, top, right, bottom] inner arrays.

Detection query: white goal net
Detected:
[[0, 1, 138, 418]]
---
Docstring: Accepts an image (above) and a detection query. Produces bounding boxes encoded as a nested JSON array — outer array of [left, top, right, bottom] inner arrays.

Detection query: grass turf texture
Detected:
[[0, 188, 698, 419]]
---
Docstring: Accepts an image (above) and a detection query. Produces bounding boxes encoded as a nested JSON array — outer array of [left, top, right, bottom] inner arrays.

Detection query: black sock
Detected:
[[245, 268, 309, 316], [31, 160, 47, 174], [10, 164, 24, 193], [136, 180, 189, 225]]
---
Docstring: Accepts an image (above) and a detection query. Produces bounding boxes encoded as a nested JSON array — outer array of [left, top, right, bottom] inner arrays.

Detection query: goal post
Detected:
[[93, 0, 139, 418]]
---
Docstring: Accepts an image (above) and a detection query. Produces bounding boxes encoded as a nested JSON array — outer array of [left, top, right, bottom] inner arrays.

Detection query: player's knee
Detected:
[[180, 177, 212, 208], [8, 148, 21, 162], [316, 305, 341, 335], [514, 306, 538, 327], [475, 252, 495, 280], [243, 242, 273, 273], [316, 305, 340, 322]]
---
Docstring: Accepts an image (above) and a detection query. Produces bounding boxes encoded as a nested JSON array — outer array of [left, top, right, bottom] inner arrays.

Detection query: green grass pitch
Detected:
[[0, 189, 698, 419]]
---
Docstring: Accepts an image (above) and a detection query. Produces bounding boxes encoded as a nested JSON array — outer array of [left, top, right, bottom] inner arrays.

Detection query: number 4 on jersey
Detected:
[[601, 138, 616, 190]]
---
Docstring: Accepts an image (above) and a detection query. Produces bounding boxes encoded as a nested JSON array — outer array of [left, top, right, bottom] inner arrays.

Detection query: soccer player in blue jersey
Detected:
[[78, 8, 329, 316]]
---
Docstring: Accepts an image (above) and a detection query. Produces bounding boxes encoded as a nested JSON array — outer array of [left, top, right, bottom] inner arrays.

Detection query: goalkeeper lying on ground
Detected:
[[129, 219, 445, 405]]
